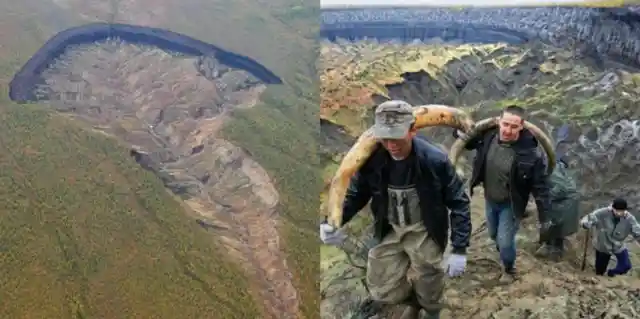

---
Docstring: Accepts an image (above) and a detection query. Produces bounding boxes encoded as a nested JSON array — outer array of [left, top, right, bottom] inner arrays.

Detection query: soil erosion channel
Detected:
[[12, 37, 299, 319]]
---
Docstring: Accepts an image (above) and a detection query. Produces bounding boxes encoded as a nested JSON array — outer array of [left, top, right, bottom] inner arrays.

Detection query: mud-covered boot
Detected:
[[499, 263, 518, 284], [534, 242, 554, 259], [398, 293, 422, 319], [399, 306, 421, 319], [535, 239, 564, 261], [548, 238, 565, 261], [423, 309, 441, 319], [400, 307, 441, 319]]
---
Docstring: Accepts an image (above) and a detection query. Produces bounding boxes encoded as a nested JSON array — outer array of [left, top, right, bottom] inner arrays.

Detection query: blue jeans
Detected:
[[485, 200, 520, 268], [595, 249, 632, 276]]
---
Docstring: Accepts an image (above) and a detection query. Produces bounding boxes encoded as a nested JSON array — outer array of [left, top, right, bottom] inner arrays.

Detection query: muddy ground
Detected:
[[321, 187, 640, 319], [320, 39, 640, 318]]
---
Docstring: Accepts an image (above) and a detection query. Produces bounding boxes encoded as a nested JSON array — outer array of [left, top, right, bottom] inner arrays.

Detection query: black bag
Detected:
[[545, 124, 581, 239]]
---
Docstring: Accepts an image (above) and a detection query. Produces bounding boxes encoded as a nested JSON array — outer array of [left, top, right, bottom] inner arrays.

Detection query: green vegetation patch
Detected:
[[0, 104, 259, 319]]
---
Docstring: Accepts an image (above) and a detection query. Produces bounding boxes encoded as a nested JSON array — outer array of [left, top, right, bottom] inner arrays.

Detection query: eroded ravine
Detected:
[[36, 40, 299, 319]]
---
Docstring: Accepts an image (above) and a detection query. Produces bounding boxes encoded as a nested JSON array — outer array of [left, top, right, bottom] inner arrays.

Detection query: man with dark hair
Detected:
[[503, 105, 526, 118], [321, 100, 472, 319], [454, 105, 551, 281], [580, 198, 640, 276]]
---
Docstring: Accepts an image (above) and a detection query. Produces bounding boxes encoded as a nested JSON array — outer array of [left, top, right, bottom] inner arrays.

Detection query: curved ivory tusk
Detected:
[[325, 104, 475, 228], [449, 117, 497, 172], [449, 117, 556, 177]]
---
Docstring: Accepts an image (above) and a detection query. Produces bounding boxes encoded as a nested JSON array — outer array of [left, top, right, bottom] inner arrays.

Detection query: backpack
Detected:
[[544, 160, 582, 238], [549, 160, 579, 201], [548, 124, 578, 199]]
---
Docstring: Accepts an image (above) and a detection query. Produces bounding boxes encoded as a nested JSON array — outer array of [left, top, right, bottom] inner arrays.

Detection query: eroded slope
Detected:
[[0, 104, 261, 319], [0, 0, 320, 317], [34, 39, 299, 319], [320, 39, 640, 318]]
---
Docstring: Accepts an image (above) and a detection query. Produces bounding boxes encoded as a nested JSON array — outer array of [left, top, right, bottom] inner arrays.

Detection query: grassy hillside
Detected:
[[0, 0, 319, 317], [0, 104, 259, 318]]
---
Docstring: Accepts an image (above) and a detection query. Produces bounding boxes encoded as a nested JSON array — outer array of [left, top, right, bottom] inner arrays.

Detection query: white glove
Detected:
[[580, 220, 591, 229], [320, 223, 347, 246], [446, 254, 467, 277]]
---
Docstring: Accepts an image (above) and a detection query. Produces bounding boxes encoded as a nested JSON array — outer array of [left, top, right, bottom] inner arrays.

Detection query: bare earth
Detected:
[[321, 188, 640, 319], [38, 40, 300, 319], [320, 39, 640, 318]]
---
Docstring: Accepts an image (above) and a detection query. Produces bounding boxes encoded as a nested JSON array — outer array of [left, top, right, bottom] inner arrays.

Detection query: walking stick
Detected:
[[580, 228, 591, 271]]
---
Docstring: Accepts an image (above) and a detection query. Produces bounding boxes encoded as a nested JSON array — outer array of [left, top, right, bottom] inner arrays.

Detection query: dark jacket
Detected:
[[340, 137, 472, 254], [464, 128, 551, 220]]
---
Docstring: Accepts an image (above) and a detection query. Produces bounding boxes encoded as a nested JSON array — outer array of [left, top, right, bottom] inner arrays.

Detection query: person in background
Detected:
[[580, 198, 640, 276], [535, 124, 580, 261]]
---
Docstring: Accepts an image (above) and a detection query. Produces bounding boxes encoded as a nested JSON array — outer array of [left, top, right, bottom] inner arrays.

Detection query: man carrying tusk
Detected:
[[320, 100, 473, 319], [453, 105, 552, 282]]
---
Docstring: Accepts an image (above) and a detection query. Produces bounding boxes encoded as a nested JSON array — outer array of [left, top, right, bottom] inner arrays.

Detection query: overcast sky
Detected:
[[321, 0, 597, 7]]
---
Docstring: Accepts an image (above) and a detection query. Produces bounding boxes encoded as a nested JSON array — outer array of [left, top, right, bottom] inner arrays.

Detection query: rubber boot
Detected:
[[399, 306, 421, 319], [423, 309, 441, 319], [549, 238, 565, 261], [535, 241, 563, 261], [401, 306, 441, 319], [398, 293, 422, 319], [536, 225, 564, 261], [534, 241, 554, 259]]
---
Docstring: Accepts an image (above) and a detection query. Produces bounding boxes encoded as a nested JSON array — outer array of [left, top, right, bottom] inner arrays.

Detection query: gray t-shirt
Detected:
[[484, 136, 515, 203], [387, 154, 422, 227]]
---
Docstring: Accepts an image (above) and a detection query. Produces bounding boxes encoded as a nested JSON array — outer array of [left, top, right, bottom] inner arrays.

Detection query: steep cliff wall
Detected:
[[9, 23, 282, 103], [321, 6, 640, 67], [321, 21, 529, 44]]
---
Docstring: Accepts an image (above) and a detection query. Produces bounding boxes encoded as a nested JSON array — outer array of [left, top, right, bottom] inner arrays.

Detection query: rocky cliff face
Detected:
[[37, 39, 299, 319], [321, 6, 640, 68]]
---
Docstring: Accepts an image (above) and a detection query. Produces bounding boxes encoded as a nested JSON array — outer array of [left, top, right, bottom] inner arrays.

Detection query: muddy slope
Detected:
[[320, 38, 640, 318], [33, 39, 299, 319]]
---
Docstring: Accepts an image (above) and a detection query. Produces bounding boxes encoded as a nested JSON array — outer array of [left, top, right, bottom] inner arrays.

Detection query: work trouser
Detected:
[[594, 248, 632, 276], [540, 221, 564, 244], [366, 222, 444, 313], [485, 200, 520, 269], [538, 223, 565, 253]]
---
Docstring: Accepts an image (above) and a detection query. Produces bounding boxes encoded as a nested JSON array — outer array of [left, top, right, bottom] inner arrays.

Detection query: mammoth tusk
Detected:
[[325, 104, 475, 228], [449, 117, 556, 177], [412, 104, 476, 132], [524, 122, 556, 174], [449, 117, 497, 171]]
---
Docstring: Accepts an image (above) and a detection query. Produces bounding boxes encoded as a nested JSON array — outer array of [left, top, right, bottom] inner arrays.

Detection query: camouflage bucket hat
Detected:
[[372, 100, 415, 139]]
